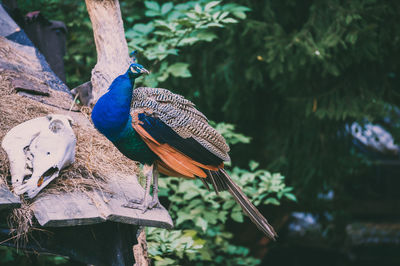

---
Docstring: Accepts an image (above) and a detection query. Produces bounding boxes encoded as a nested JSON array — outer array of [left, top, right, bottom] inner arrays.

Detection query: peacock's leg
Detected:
[[123, 164, 159, 212], [148, 163, 160, 208]]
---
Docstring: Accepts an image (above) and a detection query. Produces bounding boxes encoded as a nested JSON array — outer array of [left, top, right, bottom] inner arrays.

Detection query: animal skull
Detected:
[[1, 114, 76, 199]]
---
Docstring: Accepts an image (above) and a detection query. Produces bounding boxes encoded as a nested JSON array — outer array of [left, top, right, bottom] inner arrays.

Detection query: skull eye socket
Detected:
[[37, 167, 59, 187]]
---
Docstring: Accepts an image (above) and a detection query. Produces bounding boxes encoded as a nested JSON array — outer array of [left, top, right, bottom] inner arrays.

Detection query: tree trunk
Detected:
[[85, 0, 131, 105], [133, 229, 151, 266]]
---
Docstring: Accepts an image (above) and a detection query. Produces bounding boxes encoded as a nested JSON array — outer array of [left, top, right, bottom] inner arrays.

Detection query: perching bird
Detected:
[[91, 63, 277, 239]]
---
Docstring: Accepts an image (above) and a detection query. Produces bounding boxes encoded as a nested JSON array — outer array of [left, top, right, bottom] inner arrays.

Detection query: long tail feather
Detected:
[[210, 169, 277, 240]]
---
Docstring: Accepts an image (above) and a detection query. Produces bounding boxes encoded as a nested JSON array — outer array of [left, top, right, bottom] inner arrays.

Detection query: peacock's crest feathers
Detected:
[[131, 87, 230, 162]]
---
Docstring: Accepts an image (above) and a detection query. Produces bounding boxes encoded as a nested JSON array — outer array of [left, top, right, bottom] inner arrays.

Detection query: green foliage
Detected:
[[126, 0, 250, 87], [211, 122, 251, 145], [168, 0, 400, 202], [147, 228, 205, 264], [146, 122, 296, 265], [0, 246, 71, 266]]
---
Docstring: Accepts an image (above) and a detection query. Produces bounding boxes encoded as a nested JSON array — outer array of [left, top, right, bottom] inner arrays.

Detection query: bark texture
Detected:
[[85, 0, 131, 105], [133, 229, 151, 266]]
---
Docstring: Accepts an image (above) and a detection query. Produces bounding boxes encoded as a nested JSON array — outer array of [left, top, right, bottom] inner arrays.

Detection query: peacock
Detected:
[[91, 63, 277, 239]]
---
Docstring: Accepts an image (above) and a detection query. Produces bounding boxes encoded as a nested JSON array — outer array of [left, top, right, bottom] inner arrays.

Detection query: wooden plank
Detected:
[[31, 174, 173, 229], [101, 175, 173, 229], [0, 5, 70, 94], [12, 79, 50, 96], [32, 193, 106, 227], [0, 184, 20, 210], [0, 4, 22, 37]]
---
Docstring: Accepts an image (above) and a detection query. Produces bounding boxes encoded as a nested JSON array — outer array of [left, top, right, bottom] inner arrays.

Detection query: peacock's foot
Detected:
[[123, 197, 161, 213]]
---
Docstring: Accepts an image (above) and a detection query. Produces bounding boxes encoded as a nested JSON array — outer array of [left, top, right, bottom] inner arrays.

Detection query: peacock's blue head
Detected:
[[127, 63, 149, 79]]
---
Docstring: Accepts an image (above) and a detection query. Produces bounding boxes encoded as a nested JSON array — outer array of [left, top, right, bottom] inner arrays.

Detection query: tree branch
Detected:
[[85, 0, 131, 105]]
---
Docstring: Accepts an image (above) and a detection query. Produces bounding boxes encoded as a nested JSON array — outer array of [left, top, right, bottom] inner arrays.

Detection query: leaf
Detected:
[[205, 1, 221, 11], [161, 3, 173, 15], [231, 211, 244, 223], [222, 200, 235, 210], [153, 255, 164, 261], [221, 18, 238, 23], [154, 20, 174, 31], [167, 10, 181, 20], [175, 212, 193, 226], [132, 23, 154, 34], [206, 22, 224, 28], [183, 229, 198, 237], [145, 10, 160, 17], [144, 1, 160, 11], [218, 210, 229, 223], [168, 63, 192, 78], [195, 217, 208, 231], [212, 11, 221, 20], [183, 189, 199, 200], [249, 160, 259, 171], [154, 257, 176, 266], [186, 12, 197, 20], [264, 197, 281, 205], [285, 193, 297, 202], [194, 3, 202, 13], [230, 5, 251, 12], [219, 11, 229, 20], [179, 37, 199, 46], [345, 15, 352, 25], [233, 11, 247, 19], [196, 31, 217, 42], [202, 212, 218, 224]]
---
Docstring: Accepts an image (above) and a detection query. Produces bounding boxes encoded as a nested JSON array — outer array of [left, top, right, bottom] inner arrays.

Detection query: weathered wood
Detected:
[[0, 4, 20, 37], [104, 175, 173, 228], [0, 184, 20, 210], [0, 6, 76, 111], [32, 192, 106, 227], [71, 81, 92, 106], [32, 175, 173, 229], [12, 79, 50, 96], [0, 36, 78, 111], [85, 0, 131, 105], [134, 229, 151, 266], [0, 5, 69, 94]]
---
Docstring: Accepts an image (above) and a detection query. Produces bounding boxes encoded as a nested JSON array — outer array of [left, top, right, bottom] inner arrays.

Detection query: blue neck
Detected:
[[91, 71, 136, 142]]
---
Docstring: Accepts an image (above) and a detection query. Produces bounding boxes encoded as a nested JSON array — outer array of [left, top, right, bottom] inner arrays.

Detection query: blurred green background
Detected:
[[2, 0, 400, 265]]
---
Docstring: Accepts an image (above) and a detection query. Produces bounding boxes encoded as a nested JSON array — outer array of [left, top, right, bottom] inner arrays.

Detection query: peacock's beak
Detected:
[[141, 67, 150, 74]]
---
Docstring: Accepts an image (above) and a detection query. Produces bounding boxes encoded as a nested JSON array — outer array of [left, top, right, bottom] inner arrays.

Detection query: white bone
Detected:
[[1, 114, 76, 199]]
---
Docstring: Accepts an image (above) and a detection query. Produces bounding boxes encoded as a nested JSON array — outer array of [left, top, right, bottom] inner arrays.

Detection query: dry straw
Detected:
[[0, 69, 138, 242]]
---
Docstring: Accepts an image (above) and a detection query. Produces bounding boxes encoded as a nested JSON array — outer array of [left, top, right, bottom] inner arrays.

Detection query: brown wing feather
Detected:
[[131, 87, 230, 162], [132, 113, 222, 178]]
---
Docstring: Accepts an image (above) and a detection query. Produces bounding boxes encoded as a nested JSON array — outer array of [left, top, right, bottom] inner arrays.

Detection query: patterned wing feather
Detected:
[[132, 87, 230, 162]]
